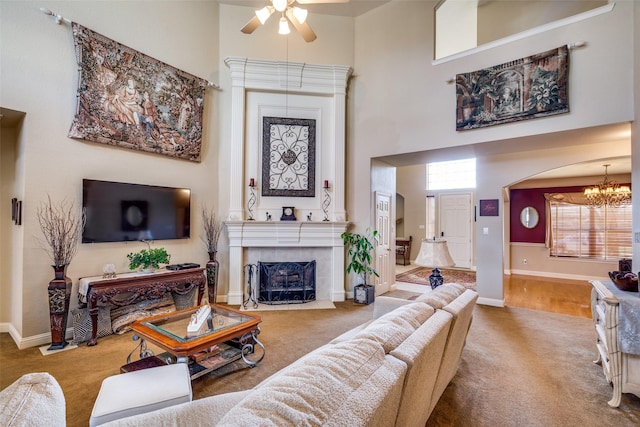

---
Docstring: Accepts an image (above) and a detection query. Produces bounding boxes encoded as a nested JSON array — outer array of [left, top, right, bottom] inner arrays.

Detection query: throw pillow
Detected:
[[71, 306, 112, 344]]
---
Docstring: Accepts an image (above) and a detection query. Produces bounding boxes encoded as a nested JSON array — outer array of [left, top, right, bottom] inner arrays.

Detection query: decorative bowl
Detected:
[[608, 271, 639, 292]]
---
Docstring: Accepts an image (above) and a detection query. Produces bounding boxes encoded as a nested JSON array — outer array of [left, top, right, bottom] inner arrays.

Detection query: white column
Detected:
[[225, 58, 248, 221]]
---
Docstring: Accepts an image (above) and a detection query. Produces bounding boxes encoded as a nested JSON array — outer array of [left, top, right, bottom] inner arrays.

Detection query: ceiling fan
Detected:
[[241, 0, 349, 43]]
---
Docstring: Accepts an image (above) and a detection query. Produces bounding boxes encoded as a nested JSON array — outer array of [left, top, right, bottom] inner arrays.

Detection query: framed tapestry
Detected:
[[261, 117, 316, 197], [68, 23, 208, 162], [456, 45, 569, 131]]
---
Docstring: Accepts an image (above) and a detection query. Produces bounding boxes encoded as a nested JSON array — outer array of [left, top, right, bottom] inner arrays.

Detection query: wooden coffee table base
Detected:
[[127, 327, 266, 381], [128, 328, 265, 381]]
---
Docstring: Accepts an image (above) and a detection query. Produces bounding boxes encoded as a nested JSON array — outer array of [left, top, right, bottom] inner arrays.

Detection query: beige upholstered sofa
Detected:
[[0, 372, 66, 426], [102, 283, 478, 427]]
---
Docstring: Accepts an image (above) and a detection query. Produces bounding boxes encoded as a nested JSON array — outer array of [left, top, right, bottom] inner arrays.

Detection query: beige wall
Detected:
[[0, 0, 637, 343], [0, 1, 356, 346], [352, 1, 634, 305], [396, 164, 427, 261], [2, 1, 223, 343], [477, 1, 608, 46]]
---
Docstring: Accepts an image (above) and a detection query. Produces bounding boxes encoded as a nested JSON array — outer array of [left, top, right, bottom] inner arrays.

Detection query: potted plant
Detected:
[[201, 205, 222, 303], [36, 196, 85, 350], [341, 228, 379, 304], [127, 244, 171, 272]]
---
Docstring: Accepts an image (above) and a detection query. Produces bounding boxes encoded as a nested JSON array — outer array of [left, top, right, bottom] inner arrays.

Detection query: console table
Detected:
[[79, 268, 206, 346], [589, 279, 640, 407]]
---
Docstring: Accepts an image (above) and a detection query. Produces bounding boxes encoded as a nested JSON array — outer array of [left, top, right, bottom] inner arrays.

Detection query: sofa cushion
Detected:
[[217, 338, 407, 427], [0, 372, 65, 427], [414, 283, 466, 309], [352, 302, 435, 353], [390, 310, 453, 427]]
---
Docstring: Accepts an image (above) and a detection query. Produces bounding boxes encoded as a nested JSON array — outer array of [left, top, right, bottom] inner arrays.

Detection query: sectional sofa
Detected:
[[0, 283, 477, 426], [104, 283, 478, 426]]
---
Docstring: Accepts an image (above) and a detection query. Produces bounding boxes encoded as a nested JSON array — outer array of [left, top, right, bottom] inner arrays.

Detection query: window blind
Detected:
[[549, 201, 632, 260]]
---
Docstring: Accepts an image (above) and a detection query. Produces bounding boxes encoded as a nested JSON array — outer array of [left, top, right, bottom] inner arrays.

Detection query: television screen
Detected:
[[82, 179, 191, 243]]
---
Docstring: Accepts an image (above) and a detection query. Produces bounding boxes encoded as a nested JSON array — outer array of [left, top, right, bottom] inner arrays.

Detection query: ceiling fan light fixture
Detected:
[[273, 0, 288, 12], [278, 16, 291, 34], [292, 7, 308, 24], [255, 6, 274, 24]]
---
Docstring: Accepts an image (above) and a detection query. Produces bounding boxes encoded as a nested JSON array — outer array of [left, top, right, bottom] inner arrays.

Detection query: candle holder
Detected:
[[322, 180, 331, 221], [247, 179, 256, 221]]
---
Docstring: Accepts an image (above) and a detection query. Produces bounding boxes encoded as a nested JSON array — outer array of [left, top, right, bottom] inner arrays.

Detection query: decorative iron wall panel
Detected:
[[261, 117, 316, 197]]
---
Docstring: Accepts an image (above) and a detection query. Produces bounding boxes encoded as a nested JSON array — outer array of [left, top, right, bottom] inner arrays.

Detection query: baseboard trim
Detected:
[[1, 323, 74, 350], [477, 297, 504, 307], [509, 269, 606, 282]]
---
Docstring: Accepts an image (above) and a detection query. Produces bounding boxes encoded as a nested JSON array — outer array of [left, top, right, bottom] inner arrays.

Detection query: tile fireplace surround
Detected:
[[226, 221, 348, 305]]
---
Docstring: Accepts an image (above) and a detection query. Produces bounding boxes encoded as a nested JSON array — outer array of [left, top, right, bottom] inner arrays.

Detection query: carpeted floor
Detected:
[[2, 300, 640, 426], [427, 305, 640, 426], [396, 267, 476, 289]]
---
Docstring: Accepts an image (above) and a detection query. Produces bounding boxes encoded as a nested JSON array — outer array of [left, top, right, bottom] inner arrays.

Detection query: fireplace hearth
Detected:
[[258, 261, 316, 305]]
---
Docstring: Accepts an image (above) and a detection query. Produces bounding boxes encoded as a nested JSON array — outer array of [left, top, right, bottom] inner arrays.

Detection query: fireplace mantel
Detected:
[[226, 221, 348, 247], [226, 221, 349, 305]]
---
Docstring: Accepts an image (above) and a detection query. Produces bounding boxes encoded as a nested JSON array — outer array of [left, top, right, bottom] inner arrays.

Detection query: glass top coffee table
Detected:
[[130, 304, 264, 380]]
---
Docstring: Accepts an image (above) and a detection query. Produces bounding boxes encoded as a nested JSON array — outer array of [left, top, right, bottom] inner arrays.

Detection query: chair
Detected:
[[396, 236, 412, 266]]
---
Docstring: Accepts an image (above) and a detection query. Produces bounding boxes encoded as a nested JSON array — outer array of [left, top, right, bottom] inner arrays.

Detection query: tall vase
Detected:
[[207, 251, 219, 305], [48, 264, 71, 350]]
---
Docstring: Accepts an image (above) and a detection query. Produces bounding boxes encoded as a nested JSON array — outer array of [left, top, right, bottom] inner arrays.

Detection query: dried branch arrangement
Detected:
[[36, 196, 85, 266], [201, 205, 222, 253]]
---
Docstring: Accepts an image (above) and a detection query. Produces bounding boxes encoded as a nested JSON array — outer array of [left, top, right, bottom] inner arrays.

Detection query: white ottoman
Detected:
[[90, 363, 192, 426]]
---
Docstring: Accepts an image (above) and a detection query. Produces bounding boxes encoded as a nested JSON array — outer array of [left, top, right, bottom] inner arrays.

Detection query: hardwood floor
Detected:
[[504, 274, 593, 318]]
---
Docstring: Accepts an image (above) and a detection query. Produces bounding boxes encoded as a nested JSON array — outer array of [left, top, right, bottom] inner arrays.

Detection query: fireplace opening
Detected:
[[258, 261, 316, 305]]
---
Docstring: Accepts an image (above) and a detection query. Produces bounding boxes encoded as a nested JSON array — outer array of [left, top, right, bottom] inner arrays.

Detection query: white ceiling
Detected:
[[217, 0, 391, 17]]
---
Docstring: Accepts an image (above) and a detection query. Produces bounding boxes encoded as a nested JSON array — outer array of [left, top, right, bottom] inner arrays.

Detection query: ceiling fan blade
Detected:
[[286, 9, 317, 42], [241, 15, 262, 34], [296, 0, 349, 4]]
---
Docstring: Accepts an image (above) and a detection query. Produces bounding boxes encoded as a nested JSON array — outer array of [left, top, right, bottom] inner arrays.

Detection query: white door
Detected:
[[439, 193, 473, 268], [375, 192, 392, 295]]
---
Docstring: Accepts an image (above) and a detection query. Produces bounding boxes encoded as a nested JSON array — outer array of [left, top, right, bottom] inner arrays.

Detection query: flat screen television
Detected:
[[82, 179, 191, 243]]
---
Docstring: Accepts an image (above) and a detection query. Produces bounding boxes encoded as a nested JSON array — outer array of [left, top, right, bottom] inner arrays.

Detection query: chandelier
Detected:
[[583, 164, 631, 207]]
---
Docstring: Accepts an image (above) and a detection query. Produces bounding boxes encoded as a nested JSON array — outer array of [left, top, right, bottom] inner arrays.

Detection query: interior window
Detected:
[[426, 158, 476, 190]]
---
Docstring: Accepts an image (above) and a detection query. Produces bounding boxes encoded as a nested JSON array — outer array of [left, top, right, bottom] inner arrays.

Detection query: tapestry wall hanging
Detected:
[[262, 117, 316, 197], [456, 45, 569, 131], [68, 23, 207, 162]]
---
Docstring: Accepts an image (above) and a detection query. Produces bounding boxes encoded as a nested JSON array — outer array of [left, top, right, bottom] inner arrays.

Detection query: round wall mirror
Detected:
[[520, 206, 539, 229]]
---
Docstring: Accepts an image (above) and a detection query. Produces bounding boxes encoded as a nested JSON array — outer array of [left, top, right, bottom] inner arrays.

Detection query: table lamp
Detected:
[[414, 238, 455, 289]]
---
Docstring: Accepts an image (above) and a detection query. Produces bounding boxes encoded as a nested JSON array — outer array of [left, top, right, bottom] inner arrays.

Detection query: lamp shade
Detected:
[[414, 238, 455, 268], [278, 16, 291, 34]]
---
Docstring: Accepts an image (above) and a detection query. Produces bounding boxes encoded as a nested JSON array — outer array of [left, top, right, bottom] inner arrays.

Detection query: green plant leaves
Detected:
[[341, 228, 379, 286], [126, 247, 171, 270]]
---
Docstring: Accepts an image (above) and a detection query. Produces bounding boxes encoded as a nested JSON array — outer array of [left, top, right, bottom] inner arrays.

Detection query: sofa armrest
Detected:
[[103, 390, 251, 426], [0, 372, 65, 427], [374, 296, 412, 319]]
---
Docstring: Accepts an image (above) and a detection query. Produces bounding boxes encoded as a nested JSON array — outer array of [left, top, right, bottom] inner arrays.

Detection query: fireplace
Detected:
[[258, 261, 316, 305]]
